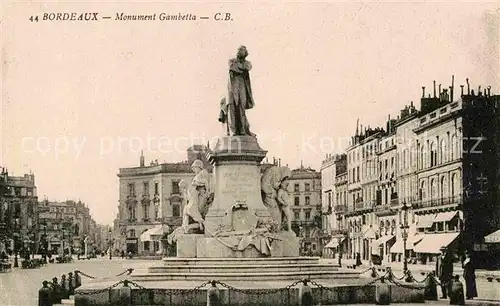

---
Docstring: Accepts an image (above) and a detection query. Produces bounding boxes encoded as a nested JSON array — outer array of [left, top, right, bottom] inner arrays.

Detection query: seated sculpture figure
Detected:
[[261, 166, 292, 231], [168, 160, 213, 244]]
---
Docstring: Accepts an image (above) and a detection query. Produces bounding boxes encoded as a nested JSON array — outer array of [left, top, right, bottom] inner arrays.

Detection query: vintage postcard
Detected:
[[1, 1, 500, 305]]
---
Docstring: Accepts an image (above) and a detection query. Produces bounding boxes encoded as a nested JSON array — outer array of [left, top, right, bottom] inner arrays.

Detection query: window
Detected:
[[305, 196, 310, 205], [294, 197, 300, 206], [154, 182, 159, 194], [305, 183, 310, 192], [27, 187, 33, 196], [294, 211, 300, 220], [128, 183, 136, 196], [143, 203, 149, 219], [430, 179, 437, 200], [15, 188, 21, 196], [440, 140, 447, 164], [172, 181, 180, 194], [143, 182, 149, 195], [128, 229, 136, 238], [172, 203, 180, 217], [356, 166, 360, 182], [305, 211, 311, 220], [294, 184, 299, 192]]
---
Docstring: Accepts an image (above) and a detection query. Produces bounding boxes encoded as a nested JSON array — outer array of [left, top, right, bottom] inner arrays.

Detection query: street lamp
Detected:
[[40, 223, 47, 262], [400, 200, 411, 275], [13, 218, 19, 268], [336, 214, 343, 267], [108, 229, 112, 260]]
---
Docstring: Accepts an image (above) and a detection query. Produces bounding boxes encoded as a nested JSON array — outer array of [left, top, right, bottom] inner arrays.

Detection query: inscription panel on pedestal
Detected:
[[220, 170, 259, 201]]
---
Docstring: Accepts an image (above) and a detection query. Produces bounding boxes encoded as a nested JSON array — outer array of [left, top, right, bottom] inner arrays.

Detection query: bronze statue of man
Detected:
[[218, 46, 255, 136]]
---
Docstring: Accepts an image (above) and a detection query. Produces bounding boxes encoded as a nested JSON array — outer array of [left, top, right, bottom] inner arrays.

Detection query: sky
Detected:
[[1, 1, 499, 225]]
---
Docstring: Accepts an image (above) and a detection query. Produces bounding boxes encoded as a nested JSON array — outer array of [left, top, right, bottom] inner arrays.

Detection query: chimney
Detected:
[[140, 150, 145, 167], [451, 75, 454, 102], [487, 86, 491, 97], [438, 84, 442, 99], [422, 86, 425, 98], [278, 158, 281, 167], [484, 89, 487, 96], [466, 78, 470, 94], [478, 85, 482, 96], [433, 81, 436, 98], [460, 85, 464, 96]]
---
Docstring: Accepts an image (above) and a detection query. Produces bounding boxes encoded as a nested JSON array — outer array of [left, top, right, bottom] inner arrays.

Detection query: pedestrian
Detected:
[[436, 246, 453, 299], [356, 252, 362, 267], [462, 250, 478, 300]]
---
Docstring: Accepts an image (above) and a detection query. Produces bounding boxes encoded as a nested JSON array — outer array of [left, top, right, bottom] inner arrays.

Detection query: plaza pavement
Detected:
[[1, 256, 499, 305]]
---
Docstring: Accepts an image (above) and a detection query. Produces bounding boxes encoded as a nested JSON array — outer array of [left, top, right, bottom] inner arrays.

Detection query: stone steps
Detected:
[[132, 270, 360, 281], [149, 263, 340, 274], [161, 256, 322, 265]]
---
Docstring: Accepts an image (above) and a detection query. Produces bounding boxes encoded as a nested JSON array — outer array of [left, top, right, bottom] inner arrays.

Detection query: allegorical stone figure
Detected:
[[261, 166, 292, 231], [218, 45, 255, 136]]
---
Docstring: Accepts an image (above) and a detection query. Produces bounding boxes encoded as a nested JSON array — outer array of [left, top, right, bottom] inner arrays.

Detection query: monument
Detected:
[[167, 45, 299, 259], [75, 46, 389, 306]]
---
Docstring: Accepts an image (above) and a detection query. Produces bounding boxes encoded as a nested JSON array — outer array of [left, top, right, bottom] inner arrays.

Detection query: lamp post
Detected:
[[108, 229, 113, 260], [400, 201, 410, 274], [13, 218, 19, 268], [336, 214, 343, 267], [41, 223, 47, 262]]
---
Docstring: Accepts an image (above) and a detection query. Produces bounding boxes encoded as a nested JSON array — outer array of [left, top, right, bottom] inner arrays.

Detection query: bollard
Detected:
[[60, 275, 69, 300], [424, 272, 438, 301], [119, 280, 132, 306], [375, 276, 391, 305], [299, 279, 313, 306], [449, 275, 465, 305], [51, 277, 61, 304], [68, 272, 74, 295], [74, 270, 82, 289], [206, 280, 220, 306], [38, 281, 53, 306]]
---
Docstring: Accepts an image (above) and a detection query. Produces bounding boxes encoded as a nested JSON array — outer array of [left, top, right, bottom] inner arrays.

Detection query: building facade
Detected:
[[288, 166, 324, 256], [117, 146, 211, 256], [327, 80, 500, 268], [0, 169, 38, 256], [37, 199, 97, 256]]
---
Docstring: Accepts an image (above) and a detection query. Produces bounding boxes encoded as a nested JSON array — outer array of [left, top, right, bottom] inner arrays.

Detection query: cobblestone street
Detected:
[[1, 257, 499, 305], [0, 257, 154, 305]]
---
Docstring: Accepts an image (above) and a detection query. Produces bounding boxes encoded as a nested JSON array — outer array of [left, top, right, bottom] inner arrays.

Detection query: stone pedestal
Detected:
[[204, 136, 271, 236]]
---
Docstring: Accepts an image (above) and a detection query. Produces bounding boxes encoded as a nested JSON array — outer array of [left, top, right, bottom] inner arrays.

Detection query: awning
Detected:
[[434, 211, 458, 223], [413, 232, 459, 254], [140, 225, 168, 242], [324, 240, 338, 248], [416, 214, 436, 228], [362, 226, 377, 240], [371, 235, 395, 248], [390, 234, 424, 253], [485, 229, 500, 243]]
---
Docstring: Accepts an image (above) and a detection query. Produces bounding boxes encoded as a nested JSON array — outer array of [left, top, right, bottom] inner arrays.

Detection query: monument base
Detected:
[[176, 231, 299, 258]]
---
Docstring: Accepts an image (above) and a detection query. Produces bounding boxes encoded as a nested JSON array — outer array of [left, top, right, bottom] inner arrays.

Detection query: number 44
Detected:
[[29, 15, 39, 22]]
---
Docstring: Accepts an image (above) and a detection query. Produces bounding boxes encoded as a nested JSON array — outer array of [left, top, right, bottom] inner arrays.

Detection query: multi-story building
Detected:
[[117, 145, 212, 256], [320, 154, 337, 233], [332, 79, 500, 268], [288, 165, 324, 256], [345, 126, 382, 261], [38, 199, 96, 255], [0, 169, 38, 256]]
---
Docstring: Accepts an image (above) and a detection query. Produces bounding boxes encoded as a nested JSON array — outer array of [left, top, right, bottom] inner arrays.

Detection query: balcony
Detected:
[[334, 205, 346, 214], [374, 204, 394, 216], [390, 192, 399, 206], [413, 195, 462, 210], [354, 197, 364, 210], [331, 229, 349, 236]]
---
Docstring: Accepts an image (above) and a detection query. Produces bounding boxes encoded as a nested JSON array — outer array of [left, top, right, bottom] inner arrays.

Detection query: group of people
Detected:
[[436, 247, 478, 301]]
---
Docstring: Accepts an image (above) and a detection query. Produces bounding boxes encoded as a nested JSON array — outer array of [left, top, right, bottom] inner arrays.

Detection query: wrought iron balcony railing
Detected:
[[412, 195, 463, 209]]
